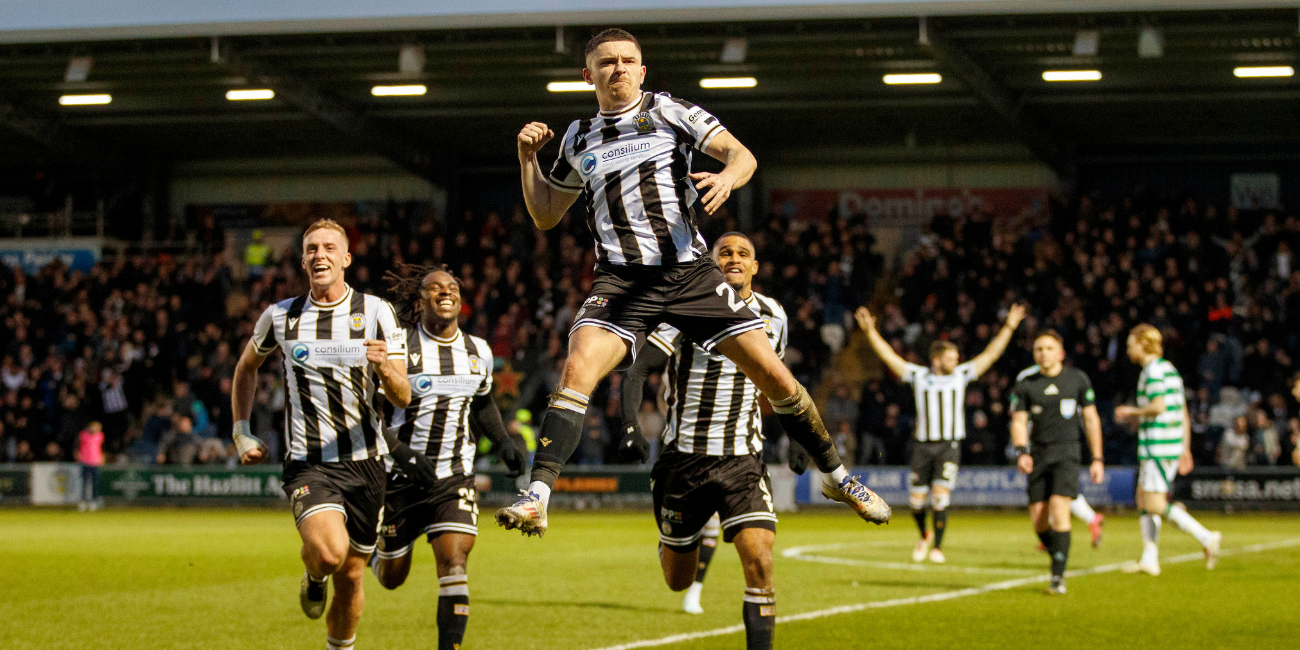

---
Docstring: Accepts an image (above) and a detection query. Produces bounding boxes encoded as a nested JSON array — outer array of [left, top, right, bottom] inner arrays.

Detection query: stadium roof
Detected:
[[1, 6, 1297, 182]]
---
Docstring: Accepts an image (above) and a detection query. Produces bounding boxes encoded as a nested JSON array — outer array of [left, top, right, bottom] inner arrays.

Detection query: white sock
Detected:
[[1070, 496, 1097, 523], [1165, 504, 1214, 546], [528, 481, 552, 508], [684, 581, 703, 600], [827, 466, 849, 483], [1140, 514, 1162, 565], [326, 635, 355, 650]]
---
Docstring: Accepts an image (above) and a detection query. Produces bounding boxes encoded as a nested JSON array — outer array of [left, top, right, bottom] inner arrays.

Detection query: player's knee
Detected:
[[436, 556, 468, 578], [740, 552, 774, 586], [908, 491, 928, 511], [377, 565, 406, 590], [309, 545, 347, 575], [930, 492, 950, 511]]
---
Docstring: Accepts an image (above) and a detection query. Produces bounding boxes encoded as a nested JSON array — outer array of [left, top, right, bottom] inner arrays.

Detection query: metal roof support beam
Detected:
[[924, 29, 1073, 179], [218, 45, 445, 183]]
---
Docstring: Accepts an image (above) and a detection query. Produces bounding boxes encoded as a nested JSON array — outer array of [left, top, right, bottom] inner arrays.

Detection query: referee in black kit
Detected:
[[1009, 330, 1105, 595]]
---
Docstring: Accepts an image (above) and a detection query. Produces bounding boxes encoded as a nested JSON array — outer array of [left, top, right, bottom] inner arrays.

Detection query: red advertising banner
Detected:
[[768, 187, 1054, 227]]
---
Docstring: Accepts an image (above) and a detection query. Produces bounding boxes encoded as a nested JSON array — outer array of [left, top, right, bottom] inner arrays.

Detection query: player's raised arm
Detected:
[[692, 130, 758, 215], [854, 306, 910, 379], [518, 121, 579, 230], [231, 339, 271, 464], [969, 303, 1027, 377]]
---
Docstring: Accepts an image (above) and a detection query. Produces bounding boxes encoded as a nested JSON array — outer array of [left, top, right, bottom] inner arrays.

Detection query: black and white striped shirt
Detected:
[[652, 292, 787, 455], [546, 91, 723, 266], [387, 327, 493, 480], [902, 362, 979, 442], [251, 285, 406, 463]]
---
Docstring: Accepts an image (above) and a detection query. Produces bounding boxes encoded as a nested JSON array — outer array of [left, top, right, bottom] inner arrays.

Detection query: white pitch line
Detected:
[[782, 543, 1037, 575], [586, 537, 1300, 650]]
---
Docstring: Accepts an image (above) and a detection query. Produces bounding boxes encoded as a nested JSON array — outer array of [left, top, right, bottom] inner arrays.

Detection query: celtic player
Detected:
[[1114, 324, 1221, 575]]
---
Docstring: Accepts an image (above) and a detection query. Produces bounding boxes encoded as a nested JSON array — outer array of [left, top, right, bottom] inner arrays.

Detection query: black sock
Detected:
[[528, 397, 588, 488], [912, 508, 928, 538], [1036, 529, 1051, 549], [932, 510, 948, 549], [771, 386, 842, 473], [1048, 530, 1071, 578], [437, 576, 469, 650], [742, 588, 775, 650], [696, 535, 718, 583]]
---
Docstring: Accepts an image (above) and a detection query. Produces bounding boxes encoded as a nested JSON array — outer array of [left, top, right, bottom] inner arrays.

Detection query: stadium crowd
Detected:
[[2, 192, 1299, 471]]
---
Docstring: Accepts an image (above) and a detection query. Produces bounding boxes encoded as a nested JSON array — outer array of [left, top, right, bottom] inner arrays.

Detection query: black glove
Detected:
[[617, 423, 651, 463], [787, 439, 810, 475], [496, 438, 526, 478], [389, 441, 439, 489]]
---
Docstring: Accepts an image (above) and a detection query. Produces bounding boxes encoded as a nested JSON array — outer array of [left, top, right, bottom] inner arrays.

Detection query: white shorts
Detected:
[[1138, 458, 1179, 494]]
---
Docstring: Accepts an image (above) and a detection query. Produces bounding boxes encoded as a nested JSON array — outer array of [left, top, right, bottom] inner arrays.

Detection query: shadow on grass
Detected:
[[477, 598, 679, 613]]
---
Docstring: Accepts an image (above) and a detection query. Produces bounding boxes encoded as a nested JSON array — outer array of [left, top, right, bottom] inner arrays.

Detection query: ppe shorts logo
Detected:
[[583, 296, 609, 308]]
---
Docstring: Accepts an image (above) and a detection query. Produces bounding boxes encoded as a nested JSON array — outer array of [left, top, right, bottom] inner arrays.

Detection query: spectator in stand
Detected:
[[1218, 416, 1251, 469], [157, 415, 198, 466], [1250, 409, 1281, 466], [76, 421, 104, 511]]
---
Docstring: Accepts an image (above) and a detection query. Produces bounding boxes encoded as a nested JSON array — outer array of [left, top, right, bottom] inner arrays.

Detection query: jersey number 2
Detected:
[[716, 283, 745, 313]]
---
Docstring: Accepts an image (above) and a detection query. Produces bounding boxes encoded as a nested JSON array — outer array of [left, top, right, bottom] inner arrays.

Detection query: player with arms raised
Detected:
[[619, 233, 785, 647], [1114, 324, 1221, 575], [855, 303, 1025, 563], [1009, 330, 1105, 595], [369, 266, 527, 650], [499, 28, 888, 537], [230, 219, 439, 650]]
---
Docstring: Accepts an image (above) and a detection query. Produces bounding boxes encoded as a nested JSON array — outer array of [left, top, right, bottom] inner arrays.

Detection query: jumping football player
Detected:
[[1114, 324, 1221, 576], [1009, 331, 1105, 595], [370, 266, 527, 650], [231, 219, 438, 650], [619, 233, 784, 646], [498, 28, 888, 537], [855, 303, 1025, 563]]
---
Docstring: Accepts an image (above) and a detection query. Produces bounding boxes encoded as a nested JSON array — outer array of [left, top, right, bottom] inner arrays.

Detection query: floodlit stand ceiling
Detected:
[[1, 8, 1297, 184]]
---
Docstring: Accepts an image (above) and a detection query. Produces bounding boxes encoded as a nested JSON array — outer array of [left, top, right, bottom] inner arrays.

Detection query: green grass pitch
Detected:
[[1, 507, 1296, 649]]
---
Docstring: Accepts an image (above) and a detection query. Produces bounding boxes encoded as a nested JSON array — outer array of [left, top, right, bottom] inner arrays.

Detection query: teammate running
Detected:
[[230, 219, 438, 650], [1009, 331, 1105, 595], [369, 266, 527, 650], [855, 303, 1025, 563], [1113, 324, 1221, 576], [499, 27, 888, 537], [619, 233, 783, 646]]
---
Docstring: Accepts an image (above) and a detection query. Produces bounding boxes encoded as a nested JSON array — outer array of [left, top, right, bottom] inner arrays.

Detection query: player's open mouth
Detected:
[[436, 298, 455, 308], [312, 264, 330, 275]]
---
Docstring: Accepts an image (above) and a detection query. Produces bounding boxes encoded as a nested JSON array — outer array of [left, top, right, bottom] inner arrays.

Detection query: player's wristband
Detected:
[[232, 420, 265, 455], [1014, 446, 1029, 458]]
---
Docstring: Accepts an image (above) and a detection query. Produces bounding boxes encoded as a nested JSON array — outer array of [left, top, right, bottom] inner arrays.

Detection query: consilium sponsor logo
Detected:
[[580, 153, 597, 174], [601, 141, 652, 162], [413, 374, 435, 395], [291, 343, 310, 363]]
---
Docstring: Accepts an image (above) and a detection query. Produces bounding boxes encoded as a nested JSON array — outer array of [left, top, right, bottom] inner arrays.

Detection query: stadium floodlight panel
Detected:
[[1042, 70, 1102, 82], [699, 77, 757, 88], [225, 89, 274, 101], [1234, 66, 1294, 78], [883, 73, 942, 85], [371, 84, 427, 96], [547, 81, 594, 92], [58, 93, 112, 105]]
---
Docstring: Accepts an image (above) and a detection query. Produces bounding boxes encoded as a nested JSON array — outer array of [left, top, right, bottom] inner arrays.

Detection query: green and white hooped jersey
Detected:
[[1136, 358, 1185, 461]]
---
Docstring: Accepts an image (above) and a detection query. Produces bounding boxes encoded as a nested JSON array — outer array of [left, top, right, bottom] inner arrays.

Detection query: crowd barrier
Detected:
[[3, 463, 1297, 510]]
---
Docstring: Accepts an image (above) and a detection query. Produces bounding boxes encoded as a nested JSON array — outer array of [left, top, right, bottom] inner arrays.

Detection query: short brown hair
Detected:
[[585, 28, 640, 59], [302, 218, 348, 248], [1129, 323, 1163, 356], [929, 340, 958, 359], [1034, 329, 1064, 345]]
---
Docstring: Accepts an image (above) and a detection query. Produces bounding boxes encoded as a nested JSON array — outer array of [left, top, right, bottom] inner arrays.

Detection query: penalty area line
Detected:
[[585, 537, 1300, 650]]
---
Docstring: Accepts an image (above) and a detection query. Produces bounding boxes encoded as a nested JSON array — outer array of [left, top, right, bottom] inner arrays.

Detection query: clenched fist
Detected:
[[518, 122, 555, 159]]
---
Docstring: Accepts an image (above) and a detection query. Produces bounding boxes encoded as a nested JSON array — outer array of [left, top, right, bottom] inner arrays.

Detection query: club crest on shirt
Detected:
[[633, 111, 656, 134], [350, 312, 365, 331], [468, 354, 483, 374]]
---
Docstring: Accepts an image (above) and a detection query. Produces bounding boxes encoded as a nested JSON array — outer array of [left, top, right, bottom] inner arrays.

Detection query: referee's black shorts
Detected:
[[571, 257, 765, 365], [1026, 452, 1081, 504], [282, 458, 387, 555]]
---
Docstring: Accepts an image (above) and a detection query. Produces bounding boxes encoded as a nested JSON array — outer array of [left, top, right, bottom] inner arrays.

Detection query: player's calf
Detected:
[[436, 572, 470, 650]]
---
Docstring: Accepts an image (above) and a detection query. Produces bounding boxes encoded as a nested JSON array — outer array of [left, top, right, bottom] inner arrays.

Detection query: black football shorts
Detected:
[[909, 440, 962, 491], [571, 257, 765, 364], [651, 449, 777, 551], [377, 471, 479, 558], [282, 458, 387, 554], [1026, 455, 1081, 503]]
